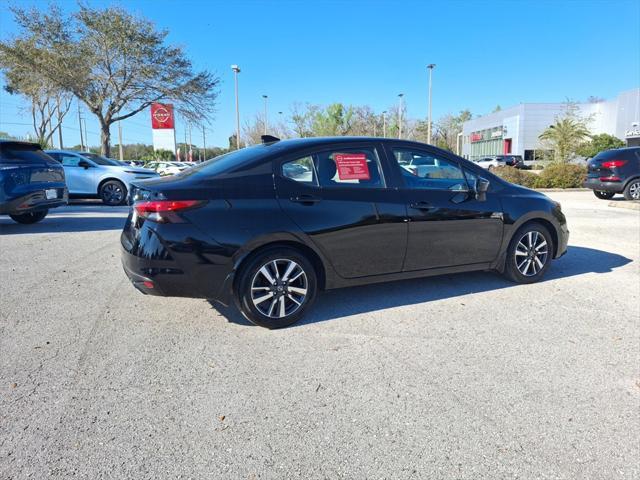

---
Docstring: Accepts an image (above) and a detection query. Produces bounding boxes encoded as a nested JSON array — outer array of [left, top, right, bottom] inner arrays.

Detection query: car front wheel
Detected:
[[236, 248, 317, 329], [9, 209, 48, 224], [593, 190, 615, 200], [503, 223, 553, 284], [100, 180, 127, 206], [623, 179, 640, 200]]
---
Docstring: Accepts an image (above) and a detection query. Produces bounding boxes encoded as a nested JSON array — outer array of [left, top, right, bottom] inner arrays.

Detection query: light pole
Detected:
[[382, 111, 387, 137], [397, 94, 404, 139], [262, 95, 268, 135], [427, 64, 436, 144], [231, 65, 241, 149]]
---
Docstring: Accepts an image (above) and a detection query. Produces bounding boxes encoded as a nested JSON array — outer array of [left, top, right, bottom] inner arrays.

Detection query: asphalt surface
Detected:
[[1, 192, 639, 479]]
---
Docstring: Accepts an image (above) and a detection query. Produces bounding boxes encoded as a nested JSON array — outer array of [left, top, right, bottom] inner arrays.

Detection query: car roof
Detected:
[[0, 139, 42, 149]]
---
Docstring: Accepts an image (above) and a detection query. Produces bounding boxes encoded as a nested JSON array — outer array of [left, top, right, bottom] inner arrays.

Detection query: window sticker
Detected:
[[334, 153, 370, 180]]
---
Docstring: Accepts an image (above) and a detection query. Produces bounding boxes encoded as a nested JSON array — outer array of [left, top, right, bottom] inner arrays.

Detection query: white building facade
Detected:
[[461, 88, 640, 161]]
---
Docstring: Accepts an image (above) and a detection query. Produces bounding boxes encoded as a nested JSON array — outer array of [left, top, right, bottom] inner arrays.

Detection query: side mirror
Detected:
[[78, 160, 91, 169], [475, 177, 490, 201]]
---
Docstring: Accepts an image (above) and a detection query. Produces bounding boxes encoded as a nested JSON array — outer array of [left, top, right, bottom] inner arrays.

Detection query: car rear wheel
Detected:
[[9, 209, 48, 224], [236, 248, 317, 329], [623, 179, 640, 200], [503, 223, 553, 284], [100, 180, 127, 206], [593, 190, 615, 200]]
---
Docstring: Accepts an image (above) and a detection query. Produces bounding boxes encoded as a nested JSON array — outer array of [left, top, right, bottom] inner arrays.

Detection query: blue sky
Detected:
[[1, 0, 639, 149]]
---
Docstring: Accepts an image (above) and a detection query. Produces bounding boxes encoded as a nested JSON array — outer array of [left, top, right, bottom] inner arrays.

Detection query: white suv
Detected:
[[46, 150, 159, 205]]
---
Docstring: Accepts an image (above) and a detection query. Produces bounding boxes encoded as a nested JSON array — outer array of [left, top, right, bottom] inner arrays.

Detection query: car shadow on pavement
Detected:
[[0, 203, 129, 235], [210, 245, 632, 328]]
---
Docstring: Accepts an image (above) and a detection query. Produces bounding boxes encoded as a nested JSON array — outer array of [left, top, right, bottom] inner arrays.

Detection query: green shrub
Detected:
[[492, 164, 587, 189], [492, 166, 539, 188], [535, 163, 587, 188]]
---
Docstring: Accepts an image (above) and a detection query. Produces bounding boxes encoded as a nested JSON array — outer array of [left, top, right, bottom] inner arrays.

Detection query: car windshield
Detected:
[[81, 152, 121, 166]]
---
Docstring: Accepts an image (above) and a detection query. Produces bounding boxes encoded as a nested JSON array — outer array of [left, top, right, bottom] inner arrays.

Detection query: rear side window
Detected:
[[0, 144, 53, 164]]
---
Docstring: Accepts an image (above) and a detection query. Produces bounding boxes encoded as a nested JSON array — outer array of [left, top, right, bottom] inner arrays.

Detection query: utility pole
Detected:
[[231, 65, 241, 149], [77, 101, 84, 151], [118, 121, 124, 160], [201, 125, 206, 162], [57, 97, 63, 149], [262, 95, 268, 135], [82, 118, 88, 152], [382, 111, 387, 137], [188, 124, 192, 161], [427, 64, 436, 144], [397, 94, 404, 139]]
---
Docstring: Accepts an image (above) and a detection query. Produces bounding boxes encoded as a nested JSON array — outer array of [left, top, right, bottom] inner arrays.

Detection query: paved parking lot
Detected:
[[1, 191, 639, 479]]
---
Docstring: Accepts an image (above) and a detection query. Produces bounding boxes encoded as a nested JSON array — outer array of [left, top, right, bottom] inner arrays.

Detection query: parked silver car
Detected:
[[45, 150, 159, 205]]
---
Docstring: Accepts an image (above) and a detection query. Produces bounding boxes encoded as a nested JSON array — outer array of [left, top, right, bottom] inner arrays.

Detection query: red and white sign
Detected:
[[334, 153, 370, 180], [151, 103, 175, 129]]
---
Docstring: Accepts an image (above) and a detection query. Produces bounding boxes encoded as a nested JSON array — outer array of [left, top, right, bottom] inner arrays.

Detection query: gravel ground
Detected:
[[1, 191, 638, 479]]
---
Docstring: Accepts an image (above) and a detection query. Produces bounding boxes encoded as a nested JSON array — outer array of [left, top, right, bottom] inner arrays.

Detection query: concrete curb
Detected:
[[535, 188, 590, 192], [608, 201, 640, 211]]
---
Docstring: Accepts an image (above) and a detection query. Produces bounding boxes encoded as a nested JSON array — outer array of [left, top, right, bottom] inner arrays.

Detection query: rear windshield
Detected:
[[181, 144, 274, 178], [0, 143, 54, 164], [593, 148, 639, 161]]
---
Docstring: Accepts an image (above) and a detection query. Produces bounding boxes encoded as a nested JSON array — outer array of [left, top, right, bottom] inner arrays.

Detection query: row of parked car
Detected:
[[0, 140, 195, 224]]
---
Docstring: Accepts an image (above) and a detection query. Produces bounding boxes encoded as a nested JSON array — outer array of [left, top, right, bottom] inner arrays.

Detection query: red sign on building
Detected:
[[334, 153, 370, 180], [470, 132, 483, 143], [151, 103, 175, 129]]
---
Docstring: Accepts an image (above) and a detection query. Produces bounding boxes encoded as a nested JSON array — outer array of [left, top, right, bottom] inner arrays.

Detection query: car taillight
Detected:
[[134, 200, 204, 223], [601, 159, 627, 168], [599, 176, 621, 182]]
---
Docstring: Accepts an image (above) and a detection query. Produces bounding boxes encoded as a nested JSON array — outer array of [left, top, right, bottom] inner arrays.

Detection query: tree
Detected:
[[0, 39, 72, 147], [539, 117, 591, 163], [1, 4, 219, 157], [428, 109, 472, 151], [492, 105, 502, 112], [576, 133, 624, 158]]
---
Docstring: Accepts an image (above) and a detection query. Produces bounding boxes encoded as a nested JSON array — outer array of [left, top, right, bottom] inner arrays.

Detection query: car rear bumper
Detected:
[[583, 177, 624, 193], [120, 217, 234, 304], [0, 187, 68, 215]]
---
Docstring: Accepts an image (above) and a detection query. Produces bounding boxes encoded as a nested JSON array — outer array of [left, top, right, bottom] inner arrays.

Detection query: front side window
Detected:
[[60, 154, 84, 167], [392, 148, 467, 191]]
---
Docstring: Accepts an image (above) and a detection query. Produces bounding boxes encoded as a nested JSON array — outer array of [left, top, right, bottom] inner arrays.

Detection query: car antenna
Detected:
[[261, 135, 280, 144]]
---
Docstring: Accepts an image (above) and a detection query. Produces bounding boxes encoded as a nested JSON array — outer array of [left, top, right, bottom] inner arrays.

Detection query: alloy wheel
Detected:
[[514, 230, 549, 277], [250, 259, 308, 318], [629, 181, 640, 200], [102, 183, 124, 204]]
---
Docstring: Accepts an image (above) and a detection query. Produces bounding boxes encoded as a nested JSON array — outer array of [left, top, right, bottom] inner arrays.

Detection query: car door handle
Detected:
[[290, 195, 322, 204], [409, 201, 432, 209]]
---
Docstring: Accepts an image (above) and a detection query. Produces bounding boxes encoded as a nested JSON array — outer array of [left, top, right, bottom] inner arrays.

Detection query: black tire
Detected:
[[236, 247, 318, 329], [623, 179, 640, 201], [593, 190, 615, 200], [99, 180, 127, 206], [9, 210, 48, 224], [503, 222, 553, 284]]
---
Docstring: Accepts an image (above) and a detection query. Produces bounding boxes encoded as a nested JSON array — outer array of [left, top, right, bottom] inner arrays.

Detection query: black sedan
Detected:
[[121, 137, 569, 328], [0, 140, 68, 224]]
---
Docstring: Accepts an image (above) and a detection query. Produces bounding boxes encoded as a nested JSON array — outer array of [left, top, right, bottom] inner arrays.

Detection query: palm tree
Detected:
[[539, 118, 591, 163]]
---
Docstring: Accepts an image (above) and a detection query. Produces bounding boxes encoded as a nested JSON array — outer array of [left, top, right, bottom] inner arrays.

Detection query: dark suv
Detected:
[[121, 137, 569, 329], [0, 140, 68, 224], [584, 147, 640, 200]]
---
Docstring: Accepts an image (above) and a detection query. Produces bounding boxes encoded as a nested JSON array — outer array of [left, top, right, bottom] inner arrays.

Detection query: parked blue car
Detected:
[[1, 140, 68, 224], [45, 150, 159, 205]]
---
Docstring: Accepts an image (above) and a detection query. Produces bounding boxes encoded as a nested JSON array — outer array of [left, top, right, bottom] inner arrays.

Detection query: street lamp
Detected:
[[427, 64, 436, 144], [397, 94, 404, 139], [382, 111, 387, 137], [231, 64, 241, 149], [262, 95, 268, 135]]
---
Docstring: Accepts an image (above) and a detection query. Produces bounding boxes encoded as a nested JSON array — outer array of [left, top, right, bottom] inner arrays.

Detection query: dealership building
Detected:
[[461, 88, 640, 161]]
